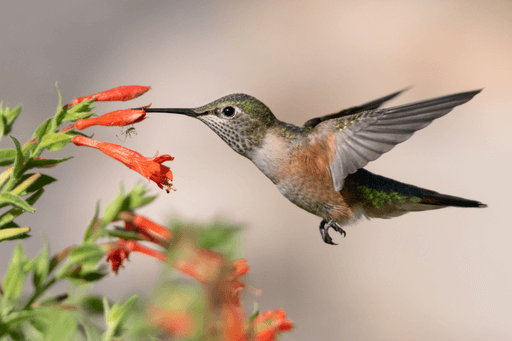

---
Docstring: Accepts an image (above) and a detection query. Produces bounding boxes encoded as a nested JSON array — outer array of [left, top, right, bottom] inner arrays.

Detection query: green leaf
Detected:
[[83, 201, 101, 242], [50, 83, 67, 131], [56, 243, 105, 279], [24, 156, 72, 170], [38, 133, 72, 152], [127, 183, 157, 210], [80, 295, 105, 315], [56, 82, 63, 108], [197, 222, 241, 259], [62, 98, 95, 122], [32, 118, 53, 138], [67, 243, 105, 268], [103, 295, 138, 341], [63, 110, 94, 122], [107, 229, 141, 240], [10, 136, 24, 178], [0, 116, 5, 140], [0, 208, 21, 227], [0, 309, 39, 334], [13, 173, 56, 196], [77, 314, 103, 341], [33, 242, 50, 289], [12, 173, 41, 195], [0, 227, 30, 242], [0, 192, 35, 212], [41, 308, 78, 341], [3, 244, 28, 298], [0, 166, 13, 190], [64, 130, 92, 139], [102, 185, 126, 226], [26, 188, 44, 205], [71, 270, 106, 283], [0, 148, 16, 166], [3, 106, 22, 135], [20, 309, 48, 337], [52, 107, 68, 130], [22, 140, 39, 160], [1, 221, 19, 229], [249, 302, 259, 322], [4, 105, 22, 124]]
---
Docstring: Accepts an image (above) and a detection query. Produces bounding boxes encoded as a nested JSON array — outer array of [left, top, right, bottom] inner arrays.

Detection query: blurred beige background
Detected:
[[1, 0, 511, 339]]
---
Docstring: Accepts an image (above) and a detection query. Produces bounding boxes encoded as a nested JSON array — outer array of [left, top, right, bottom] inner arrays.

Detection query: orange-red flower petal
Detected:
[[70, 85, 151, 107], [132, 215, 172, 241], [75, 109, 146, 130], [72, 135, 174, 192]]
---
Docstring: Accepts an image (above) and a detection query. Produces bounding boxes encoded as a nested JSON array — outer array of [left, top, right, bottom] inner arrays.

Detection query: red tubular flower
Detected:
[[118, 212, 171, 247], [173, 249, 225, 283], [221, 259, 251, 341], [69, 85, 151, 107], [132, 214, 172, 241], [75, 109, 146, 130], [123, 221, 164, 247], [72, 135, 174, 192], [106, 239, 167, 274], [223, 303, 247, 341]]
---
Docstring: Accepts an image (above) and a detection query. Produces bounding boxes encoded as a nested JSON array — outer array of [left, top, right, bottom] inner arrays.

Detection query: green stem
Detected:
[[23, 277, 57, 309]]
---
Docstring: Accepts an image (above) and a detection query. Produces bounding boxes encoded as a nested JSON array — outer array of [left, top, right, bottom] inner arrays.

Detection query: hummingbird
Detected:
[[144, 88, 487, 244]]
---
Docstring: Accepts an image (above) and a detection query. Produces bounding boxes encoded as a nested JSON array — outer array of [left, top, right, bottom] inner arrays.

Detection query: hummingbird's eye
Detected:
[[221, 106, 236, 118]]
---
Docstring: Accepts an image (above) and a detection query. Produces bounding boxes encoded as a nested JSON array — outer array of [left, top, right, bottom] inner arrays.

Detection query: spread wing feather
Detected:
[[324, 90, 481, 191], [302, 88, 410, 129]]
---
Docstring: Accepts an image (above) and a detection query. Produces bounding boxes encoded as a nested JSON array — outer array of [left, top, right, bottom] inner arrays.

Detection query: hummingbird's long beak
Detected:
[[141, 108, 203, 117]]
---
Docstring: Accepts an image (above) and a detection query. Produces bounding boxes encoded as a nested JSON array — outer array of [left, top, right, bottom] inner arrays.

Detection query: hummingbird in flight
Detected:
[[144, 88, 487, 244]]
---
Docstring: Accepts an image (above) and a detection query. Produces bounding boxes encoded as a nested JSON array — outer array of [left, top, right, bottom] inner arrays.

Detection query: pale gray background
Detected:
[[1, 0, 511, 340]]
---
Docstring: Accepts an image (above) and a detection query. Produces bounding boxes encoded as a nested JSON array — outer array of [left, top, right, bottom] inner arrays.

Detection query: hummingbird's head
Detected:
[[146, 93, 278, 157]]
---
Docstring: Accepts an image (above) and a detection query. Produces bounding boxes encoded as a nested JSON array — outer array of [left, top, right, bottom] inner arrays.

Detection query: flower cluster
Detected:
[[69, 86, 174, 192], [102, 211, 293, 340]]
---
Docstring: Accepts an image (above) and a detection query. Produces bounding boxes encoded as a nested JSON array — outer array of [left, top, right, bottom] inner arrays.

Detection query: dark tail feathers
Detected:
[[351, 168, 487, 208]]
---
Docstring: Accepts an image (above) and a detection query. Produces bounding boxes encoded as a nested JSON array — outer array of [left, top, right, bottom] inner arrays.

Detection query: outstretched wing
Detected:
[[302, 88, 410, 129], [322, 90, 481, 191]]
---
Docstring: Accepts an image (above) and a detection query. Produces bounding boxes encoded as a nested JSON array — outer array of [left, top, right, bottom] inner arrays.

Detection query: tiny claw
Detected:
[[319, 220, 338, 245], [328, 220, 347, 238]]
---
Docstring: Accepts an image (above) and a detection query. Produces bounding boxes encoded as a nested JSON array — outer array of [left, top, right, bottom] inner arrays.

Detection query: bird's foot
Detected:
[[319, 220, 336, 245], [328, 220, 347, 238], [319, 220, 346, 245]]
